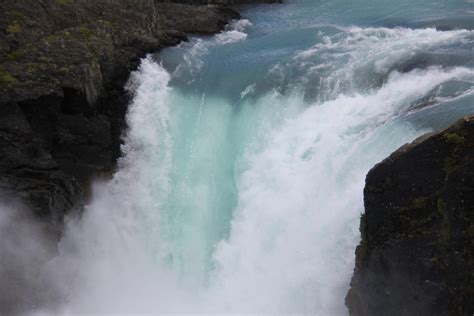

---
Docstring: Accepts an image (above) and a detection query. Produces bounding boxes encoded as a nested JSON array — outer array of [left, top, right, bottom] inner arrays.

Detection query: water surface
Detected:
[[44, 0, 474, 314]]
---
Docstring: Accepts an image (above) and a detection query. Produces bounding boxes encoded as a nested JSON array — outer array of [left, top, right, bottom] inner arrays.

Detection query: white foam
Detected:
[[38, 59, 473, 314], [22, 22, 474, 315], [174, 19, 252, 78], [206, 66, 473, 314], [216, 20, 253, 44], [294, 27, 474, 98], [240, 83, 256, 98], [215, 30, 248, 44]]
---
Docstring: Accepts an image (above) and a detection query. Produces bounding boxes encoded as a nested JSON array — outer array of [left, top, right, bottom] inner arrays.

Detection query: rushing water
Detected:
[[34, 0, 474, 314]]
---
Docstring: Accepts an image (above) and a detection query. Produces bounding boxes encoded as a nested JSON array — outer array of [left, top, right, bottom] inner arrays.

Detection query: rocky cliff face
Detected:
[[346, 115, 474, 315], [0, 0, 278, 235]]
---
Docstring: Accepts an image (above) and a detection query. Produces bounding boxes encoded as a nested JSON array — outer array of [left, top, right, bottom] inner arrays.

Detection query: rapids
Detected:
[[29, 0, 474, 314]]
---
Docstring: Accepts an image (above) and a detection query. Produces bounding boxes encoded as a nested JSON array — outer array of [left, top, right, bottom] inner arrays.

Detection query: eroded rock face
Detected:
[[346, 115, 474, 316], [0, 0, 274, 231]]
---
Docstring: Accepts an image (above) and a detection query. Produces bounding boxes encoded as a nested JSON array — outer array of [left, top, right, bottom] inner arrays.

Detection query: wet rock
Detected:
[[347, 115, 474, 315], [0, 0, 277, 232], [0, 101, 83, 234]]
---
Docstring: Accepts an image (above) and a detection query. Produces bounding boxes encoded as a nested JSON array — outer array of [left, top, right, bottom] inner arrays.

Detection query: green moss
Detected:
[[0, 66, 19, 89], [6, 49, 26, 61], [443, 157, 458, 175], [46, 35, 60, 43], [413, 197, 428, 209], [437, 198, 446, 215], [7, 10, 27, 22], [79, 27, 94, 39], [444, 132, 465, 147], [442, 131, 466, 177], [24, 63, 43, 73], [6, 23, 21, 34], [437, 198, 451, 246]]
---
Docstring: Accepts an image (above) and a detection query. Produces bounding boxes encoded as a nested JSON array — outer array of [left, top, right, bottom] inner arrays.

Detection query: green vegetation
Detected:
[[79, 27, 95, 39], [444, 132, 465, 146], [437, 198, 451, 246], [23, 63, 44, 74], [0, 66, 19, 89], [59, 66, 70, 73], [6, 49, 26, 61], [442, 130, 467, 177], [413, 197, 428, 209], [47, 35, 60, 43], [7, 10, 27, 22], [5, 11, 27, 35], [443, 157, 458, 175], [6, 23, 21, 34]]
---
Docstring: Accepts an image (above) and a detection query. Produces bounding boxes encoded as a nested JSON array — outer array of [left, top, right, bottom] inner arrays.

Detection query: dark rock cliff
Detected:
[[0, 0, 278, 235], [346, 115, 474, 315]]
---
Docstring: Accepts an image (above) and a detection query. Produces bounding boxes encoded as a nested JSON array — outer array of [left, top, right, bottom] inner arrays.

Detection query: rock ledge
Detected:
[[347, 115, 474, 315]]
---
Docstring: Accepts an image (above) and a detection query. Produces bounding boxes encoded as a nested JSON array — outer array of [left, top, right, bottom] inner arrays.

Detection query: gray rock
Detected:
[[0, 0, 279, 232], [347, 115, 474, 316]]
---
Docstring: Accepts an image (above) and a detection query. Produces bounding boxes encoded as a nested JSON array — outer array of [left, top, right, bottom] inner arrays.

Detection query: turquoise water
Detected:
[[47, 0, 474, 314]]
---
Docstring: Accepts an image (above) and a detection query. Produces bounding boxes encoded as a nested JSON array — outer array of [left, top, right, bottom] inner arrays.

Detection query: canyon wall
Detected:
[[0, 0, 277, 235], [347, 115, 474, 315]]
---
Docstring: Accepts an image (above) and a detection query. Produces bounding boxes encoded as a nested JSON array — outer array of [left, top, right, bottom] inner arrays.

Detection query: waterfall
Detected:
[[25, 0, 474, 314]]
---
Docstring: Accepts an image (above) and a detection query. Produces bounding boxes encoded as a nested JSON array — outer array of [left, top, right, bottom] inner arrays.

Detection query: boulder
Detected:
[[347, 115, 474, 315]]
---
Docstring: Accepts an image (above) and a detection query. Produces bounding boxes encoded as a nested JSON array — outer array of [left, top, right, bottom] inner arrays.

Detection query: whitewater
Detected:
[[21, 0, 474, 314]]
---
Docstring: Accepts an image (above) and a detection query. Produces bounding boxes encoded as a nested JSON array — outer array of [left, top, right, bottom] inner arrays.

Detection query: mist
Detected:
[[0, 198, 61, 315]]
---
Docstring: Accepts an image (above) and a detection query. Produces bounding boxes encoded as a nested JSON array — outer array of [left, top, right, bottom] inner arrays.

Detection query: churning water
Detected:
[[30, 0, 474, 314]]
